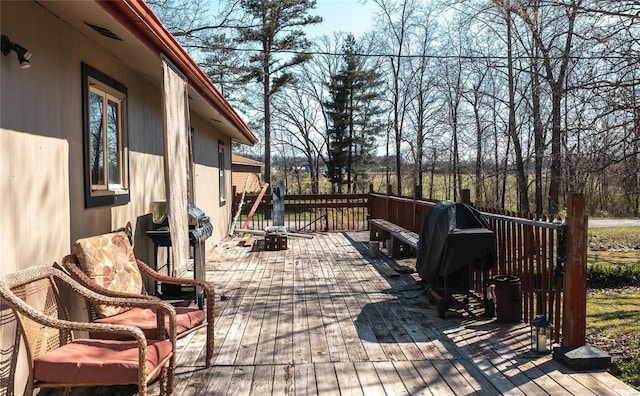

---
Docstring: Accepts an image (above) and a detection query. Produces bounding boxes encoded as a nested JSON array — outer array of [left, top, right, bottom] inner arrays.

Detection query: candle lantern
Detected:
[[530, 314, 553, 353]]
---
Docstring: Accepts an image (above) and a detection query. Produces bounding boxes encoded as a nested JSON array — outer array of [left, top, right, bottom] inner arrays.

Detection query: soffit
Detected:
[[37, 1, 256, 145]]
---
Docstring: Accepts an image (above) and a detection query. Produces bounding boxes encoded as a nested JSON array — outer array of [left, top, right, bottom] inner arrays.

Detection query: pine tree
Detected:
[[235, 0, 321, 189], [325, 72, 350, 193], [325, 35, 383, 193]]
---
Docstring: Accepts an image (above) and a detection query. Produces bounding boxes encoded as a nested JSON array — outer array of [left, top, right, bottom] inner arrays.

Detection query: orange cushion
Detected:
[[91, 307, 206, 340], [33, 339, 172, 385], [74, 232, 144, 318]]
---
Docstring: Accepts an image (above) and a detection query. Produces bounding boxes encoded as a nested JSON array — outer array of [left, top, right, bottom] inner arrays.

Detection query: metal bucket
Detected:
[[493, 275, 522, 323]]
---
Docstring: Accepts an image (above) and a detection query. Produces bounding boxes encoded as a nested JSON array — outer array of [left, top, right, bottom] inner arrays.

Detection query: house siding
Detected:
[[1, 0, 81, 278], [1, 2, 246, 392], [1, 1, 166, 272], [1, 0, 235, 273], [191, 112, 233, 243]]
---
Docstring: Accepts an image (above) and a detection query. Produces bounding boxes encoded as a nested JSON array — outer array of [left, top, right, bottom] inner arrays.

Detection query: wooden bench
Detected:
[[369, 218, 419, 258]]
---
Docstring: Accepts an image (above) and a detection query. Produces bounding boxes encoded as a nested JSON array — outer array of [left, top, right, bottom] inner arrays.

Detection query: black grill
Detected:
[[146, 202, 212, 308], [186, 204, 213, 242], [415, 201, 496, 318]]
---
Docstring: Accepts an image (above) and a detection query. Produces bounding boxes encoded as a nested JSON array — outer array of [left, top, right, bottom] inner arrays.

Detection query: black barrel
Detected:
[[493, 275, 522, 323]]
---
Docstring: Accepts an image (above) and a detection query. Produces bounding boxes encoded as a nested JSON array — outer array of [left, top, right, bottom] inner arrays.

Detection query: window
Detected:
[[82, 63, 129, 207], [219, 140, 226, 206]]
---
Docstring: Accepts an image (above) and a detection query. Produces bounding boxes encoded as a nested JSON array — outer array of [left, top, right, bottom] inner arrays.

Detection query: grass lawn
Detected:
[[586, 226, 640, 390], [586, 288, 640, 389]]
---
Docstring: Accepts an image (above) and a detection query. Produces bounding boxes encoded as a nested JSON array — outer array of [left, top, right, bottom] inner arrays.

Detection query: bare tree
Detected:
[[508, 0, 581, 214], [404, 6, 438, 196], [234, 0, 322, 189], [372, 0, 418, 196], [272, 82, 326, 193]]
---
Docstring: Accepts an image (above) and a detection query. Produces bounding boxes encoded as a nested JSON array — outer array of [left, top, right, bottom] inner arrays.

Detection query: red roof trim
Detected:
[[96, 0, 257, 145]]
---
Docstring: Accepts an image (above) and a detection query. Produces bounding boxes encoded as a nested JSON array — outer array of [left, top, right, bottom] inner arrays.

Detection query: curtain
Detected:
[[162, 58, 190, 276]]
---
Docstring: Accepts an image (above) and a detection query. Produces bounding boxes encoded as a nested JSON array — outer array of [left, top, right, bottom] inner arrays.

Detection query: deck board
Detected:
[[411, 360, 456, 395], [42, 231, 640, 396]]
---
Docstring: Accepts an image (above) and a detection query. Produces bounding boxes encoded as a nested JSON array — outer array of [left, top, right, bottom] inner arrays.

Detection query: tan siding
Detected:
[[0, 131, 71, 276], [1, 1, 250, 391], [191, 112, 232, 246]]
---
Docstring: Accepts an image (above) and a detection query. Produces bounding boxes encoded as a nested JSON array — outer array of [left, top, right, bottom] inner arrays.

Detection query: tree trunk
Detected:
[[532, 55, 544, 217], [547, 86, 562, 215], [263, 47, 271, 190], [417, 106, 424, 194], [473, 90, 483, 206], [505, 4, 530, 212], [452, 115, 460, 203]]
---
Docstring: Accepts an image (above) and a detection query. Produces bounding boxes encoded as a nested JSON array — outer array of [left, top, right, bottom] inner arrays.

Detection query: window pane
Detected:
[[89, 91, 104, 186], [107, 99, 120, 185]]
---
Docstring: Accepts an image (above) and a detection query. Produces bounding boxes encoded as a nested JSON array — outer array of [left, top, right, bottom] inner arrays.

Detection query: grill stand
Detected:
[[146, 231, 206, 309]]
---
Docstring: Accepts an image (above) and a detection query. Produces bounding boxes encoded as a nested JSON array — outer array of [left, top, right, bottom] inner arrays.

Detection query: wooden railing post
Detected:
[[368, 183, 374, 218], [563, 192, 588, 347], [386, 184, 393, 221], [413, 185, 422, 232], [459, 189, 471, 205]]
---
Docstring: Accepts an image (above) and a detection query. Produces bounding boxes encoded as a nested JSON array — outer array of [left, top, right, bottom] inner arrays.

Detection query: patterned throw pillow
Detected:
[[74, 232, 144, 318]]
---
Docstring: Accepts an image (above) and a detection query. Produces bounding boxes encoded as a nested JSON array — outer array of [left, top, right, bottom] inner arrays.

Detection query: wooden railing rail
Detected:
[[232, 193, 369, 232]]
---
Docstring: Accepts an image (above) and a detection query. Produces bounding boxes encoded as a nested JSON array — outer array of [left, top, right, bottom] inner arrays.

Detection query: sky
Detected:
[[305, 0, 378, 39]]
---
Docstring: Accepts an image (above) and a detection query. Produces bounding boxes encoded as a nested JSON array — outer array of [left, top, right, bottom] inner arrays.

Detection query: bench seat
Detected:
[[369, 218, 419, 257]]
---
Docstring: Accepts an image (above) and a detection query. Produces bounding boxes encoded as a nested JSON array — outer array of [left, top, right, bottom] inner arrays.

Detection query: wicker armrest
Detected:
[[136, 259, 215, 366], [0, 266, 176, 342], [6, 289, 146, 341], [136, 259, 216, 300], [57, 266, 177, 341]]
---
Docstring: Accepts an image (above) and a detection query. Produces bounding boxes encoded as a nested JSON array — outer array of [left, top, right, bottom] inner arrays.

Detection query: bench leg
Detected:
[[369, 227, 378, 242], [393, 239, 403, 258]]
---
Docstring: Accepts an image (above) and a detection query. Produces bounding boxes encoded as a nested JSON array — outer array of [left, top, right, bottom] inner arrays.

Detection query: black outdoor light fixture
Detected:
[[1, 35, 32, 69]]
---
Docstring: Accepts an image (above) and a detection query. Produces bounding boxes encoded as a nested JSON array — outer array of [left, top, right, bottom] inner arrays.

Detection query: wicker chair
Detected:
[[0, 265, 176, 396], [61, 231, 215, 367]]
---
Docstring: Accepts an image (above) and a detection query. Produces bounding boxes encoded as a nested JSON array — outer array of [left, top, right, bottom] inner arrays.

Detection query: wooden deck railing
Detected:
[[233, 192, 369, 232], [368, 188, 587, 347], [234, 187, 587, 347], [478, 208, 566, 344]]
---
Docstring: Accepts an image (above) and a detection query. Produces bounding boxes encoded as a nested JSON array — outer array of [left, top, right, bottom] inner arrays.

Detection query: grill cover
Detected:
[[415, 201, 496, 283]]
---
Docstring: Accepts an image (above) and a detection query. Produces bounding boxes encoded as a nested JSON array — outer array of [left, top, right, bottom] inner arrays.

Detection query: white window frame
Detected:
[[82, 63, 130, 207]]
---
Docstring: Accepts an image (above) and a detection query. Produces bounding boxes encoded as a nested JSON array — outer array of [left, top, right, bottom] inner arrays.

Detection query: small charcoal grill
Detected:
[[146, 202, 213, 309]]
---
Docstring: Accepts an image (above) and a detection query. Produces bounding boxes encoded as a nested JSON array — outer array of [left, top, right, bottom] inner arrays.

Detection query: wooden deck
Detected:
[[49, 231, 638, 395]]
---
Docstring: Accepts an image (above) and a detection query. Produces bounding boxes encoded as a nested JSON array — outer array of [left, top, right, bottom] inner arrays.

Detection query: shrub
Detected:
[[587, 265, 640, 288]]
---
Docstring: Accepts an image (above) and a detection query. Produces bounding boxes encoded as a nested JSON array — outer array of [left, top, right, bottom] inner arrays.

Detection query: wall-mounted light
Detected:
[[1, 35, 32, 69]]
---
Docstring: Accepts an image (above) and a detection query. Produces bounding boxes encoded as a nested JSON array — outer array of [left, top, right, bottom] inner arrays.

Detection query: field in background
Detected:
[[278, 168, 638, 217], [279, 171, 523, 208]]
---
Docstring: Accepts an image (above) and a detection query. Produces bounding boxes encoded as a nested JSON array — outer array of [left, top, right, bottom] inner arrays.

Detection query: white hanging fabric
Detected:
[[162, 58, 190, 276]]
